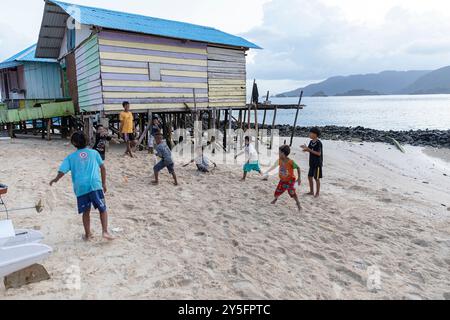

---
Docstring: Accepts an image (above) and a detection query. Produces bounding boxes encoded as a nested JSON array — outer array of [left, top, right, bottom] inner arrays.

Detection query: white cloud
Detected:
[[2, 0, 450, 85], [245, 0, 450, 80]]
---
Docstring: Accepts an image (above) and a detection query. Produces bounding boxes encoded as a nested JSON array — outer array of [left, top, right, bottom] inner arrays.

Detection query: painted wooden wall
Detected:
[[98, 30, 209, 112], [75, 35, 102, 112], [23, 62, 64, 100], [207, 46, 247, 108]]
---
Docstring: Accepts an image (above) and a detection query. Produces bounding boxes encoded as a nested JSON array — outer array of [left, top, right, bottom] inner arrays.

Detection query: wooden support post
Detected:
[[238, 110, 243, 130], [223, 109, 229, 151], [270, 106, 278, 150], [254, 103, 259, 151], [47, 118, 52, 141], [8, 123, 13, 138], [261, 91, 269, 139], [290, 91, 304, 147], [247, 104, 251, 132], [242, 109, 247, 130]]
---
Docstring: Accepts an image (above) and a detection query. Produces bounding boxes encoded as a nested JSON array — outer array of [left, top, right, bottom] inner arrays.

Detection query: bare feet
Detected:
[[296, 203, 302, 211], [271, 199, 278, 205], [82, 234, 94, 242], [151, 180, 159, 185], [103, 232, 115, 241], [314, 194, 320, 198], [306, 192, 314, 196]]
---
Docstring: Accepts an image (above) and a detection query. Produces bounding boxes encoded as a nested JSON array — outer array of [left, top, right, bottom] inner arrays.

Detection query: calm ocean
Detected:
[[246, 94, 450, 131]]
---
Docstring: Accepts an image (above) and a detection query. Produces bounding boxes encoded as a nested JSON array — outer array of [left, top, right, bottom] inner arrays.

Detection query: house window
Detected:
[[67, 27, 76, 52], [148, 63, 161, 81]]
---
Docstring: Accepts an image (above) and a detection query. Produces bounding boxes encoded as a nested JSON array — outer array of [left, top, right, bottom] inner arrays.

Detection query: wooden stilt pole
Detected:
[[290, 91, 304, 147], [247, 104, 251, 132], [47, 118, 52, 141], [270, 106, 278, 150], [223, 109, 228, 151], [261, 91, 269, 139]]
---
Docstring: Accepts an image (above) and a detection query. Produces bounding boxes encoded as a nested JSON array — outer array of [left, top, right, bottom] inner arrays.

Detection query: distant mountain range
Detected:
[[277, 66, 450, 97]]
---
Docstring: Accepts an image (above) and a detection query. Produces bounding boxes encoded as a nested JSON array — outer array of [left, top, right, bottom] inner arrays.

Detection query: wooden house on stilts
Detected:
[[0, 44, 74, 136], [35, 0, 261, 132]]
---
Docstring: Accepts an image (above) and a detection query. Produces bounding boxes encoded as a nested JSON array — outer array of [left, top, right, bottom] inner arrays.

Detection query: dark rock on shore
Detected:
[[222, 121, 450, 149], [271, 125, 450, 149]]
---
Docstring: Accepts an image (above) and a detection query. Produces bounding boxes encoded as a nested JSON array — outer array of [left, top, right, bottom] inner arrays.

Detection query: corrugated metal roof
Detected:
[[0, 44, 57, 69], [37, 0, 260, 58]]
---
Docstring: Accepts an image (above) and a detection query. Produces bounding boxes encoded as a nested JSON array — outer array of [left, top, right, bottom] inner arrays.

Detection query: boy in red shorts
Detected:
[[270, 145, 302, 211]]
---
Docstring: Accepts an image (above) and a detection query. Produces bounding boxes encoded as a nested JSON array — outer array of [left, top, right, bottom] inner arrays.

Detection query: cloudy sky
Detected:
[[1, 0, 450, 93]]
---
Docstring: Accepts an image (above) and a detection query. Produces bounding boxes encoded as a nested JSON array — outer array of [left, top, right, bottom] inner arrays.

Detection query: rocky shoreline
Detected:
[[272, 125, 450, 149]]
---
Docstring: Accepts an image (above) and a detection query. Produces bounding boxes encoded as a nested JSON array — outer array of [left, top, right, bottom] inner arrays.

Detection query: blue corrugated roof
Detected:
[[50, 0, 261, 49], [0, 44, 57, 69]]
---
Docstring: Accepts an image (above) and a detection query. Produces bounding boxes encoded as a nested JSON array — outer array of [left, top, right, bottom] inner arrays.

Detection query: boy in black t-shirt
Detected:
[[301, 127, 323, 198]]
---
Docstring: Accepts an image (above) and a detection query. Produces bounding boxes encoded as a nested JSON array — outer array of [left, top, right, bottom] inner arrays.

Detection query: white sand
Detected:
[[0, 136, 449, 300]]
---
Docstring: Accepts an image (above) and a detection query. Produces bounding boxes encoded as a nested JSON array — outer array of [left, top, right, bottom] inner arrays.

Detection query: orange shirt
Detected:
[[279, 159, 299, 182]]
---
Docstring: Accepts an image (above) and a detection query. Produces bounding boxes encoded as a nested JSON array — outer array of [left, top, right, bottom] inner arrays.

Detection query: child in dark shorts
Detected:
[[93, 124, 112, 161], [152, 133, 178, 186], [301, 127, 323, 198], [50, 132, 114, 241]]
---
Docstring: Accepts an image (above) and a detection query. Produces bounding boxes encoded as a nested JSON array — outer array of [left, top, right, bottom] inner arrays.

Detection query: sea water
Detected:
[[247, 94, 450, 131]]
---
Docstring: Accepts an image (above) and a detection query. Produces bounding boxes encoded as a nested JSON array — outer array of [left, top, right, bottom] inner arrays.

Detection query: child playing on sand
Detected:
[[148, 116, 162, 154], [269, 145, 302, 211], [153, 133, 178, 185], [183, 146, 217, 173], [301, 127, 323, 198], [93, 124, 112, 161], [235, 136, 262, 181], [120, 101, 136, 158], [50, 132, 114, 241]]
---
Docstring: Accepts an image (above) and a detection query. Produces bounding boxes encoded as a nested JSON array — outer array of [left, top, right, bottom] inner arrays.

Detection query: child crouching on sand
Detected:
[[153, 133, 178, 186], [266, 145, 302, 211], [50, 132, 114, 241], [235, 136, 262, 181]]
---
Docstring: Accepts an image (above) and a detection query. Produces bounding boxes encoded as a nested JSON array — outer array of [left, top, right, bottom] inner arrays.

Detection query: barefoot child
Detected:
[[50, 132, 114, 241], [93, 124, 112, 161], [235, 136, 262, 181], [183, 146, 217, 173], [120, 101, 136, 158], [148, 116, 162, 154], [301, 127, 323, 198], [269, 145, 302, 211], [153, 133, 178, 185]]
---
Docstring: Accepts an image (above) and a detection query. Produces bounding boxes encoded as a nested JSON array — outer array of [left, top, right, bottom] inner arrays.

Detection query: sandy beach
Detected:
[[0, 136, 449, 300]]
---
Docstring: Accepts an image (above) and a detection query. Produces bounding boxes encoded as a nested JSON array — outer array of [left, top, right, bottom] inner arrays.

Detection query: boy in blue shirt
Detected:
[[50, 132, 114, 241]]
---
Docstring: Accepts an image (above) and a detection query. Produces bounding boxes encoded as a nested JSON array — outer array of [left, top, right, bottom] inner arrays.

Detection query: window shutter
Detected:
[[148, 63, 161, 81]]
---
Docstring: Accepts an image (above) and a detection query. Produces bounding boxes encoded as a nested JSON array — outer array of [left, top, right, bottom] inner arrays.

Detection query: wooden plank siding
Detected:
[[98, 30, 210, 112], [75, 35, 103, 112], [207, 46, 247, 108]]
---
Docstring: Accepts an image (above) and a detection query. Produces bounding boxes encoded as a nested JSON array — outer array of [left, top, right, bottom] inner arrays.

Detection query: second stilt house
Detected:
[[35, 0, 260, 116]]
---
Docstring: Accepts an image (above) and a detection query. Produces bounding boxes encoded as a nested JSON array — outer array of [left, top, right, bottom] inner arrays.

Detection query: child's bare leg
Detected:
[[307, 177, 314, 195], [152, 171, 159, 185], [100, 211, 114, 240], [242, 172, 247, 181], [293, 195, 302, 211], [271, 197, 278, 205], [127, 142, 134, 158], [172, 172, 178, 186], [82, 209, 93, 240], [315, 179, 321, 198]]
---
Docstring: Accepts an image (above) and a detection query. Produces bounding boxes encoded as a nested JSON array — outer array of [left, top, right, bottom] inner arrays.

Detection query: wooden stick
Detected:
[[290, 91, 304, 147], [270, 106, 278, 150]]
